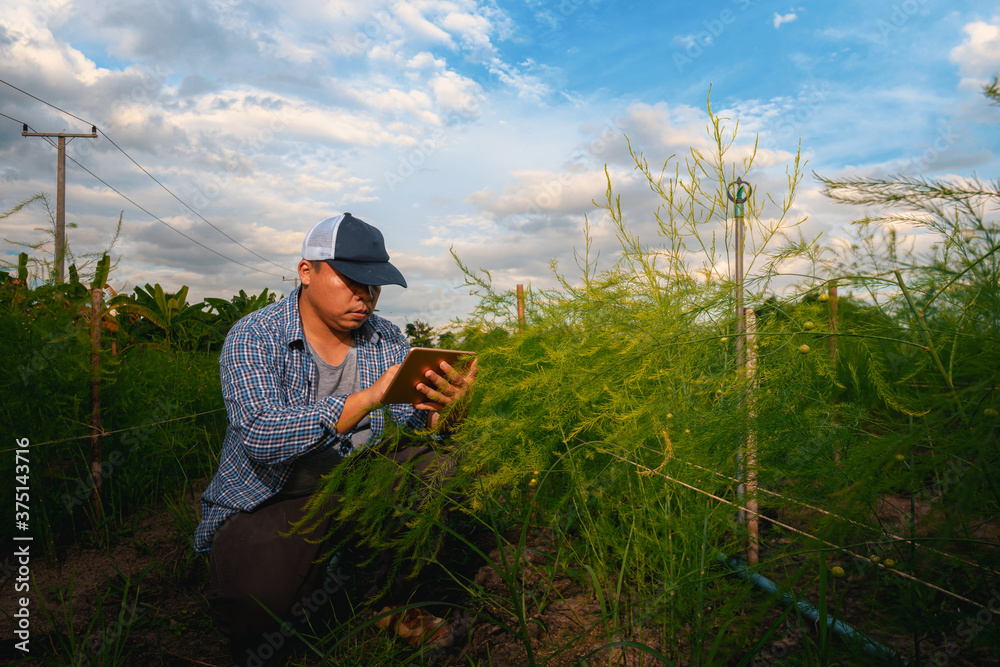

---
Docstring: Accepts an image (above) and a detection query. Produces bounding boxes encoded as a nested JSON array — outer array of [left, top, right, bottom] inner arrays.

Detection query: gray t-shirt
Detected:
[[281, 338, 372, 496]]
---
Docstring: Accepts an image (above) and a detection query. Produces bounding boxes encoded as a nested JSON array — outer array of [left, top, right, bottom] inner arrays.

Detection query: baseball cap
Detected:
[[301, 213, 407, 287]]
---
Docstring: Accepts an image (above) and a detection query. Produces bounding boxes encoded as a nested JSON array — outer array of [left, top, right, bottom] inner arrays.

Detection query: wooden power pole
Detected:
[[22, 124, 99, 283]]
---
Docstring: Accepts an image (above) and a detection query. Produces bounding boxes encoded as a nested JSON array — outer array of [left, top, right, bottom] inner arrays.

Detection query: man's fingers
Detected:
[[464, 358, 479, 383], [412, 385, 447, 411], [431, 361, 463, 387], [415, 381, 448, 403], [415, 357, 477, 408], [424, 366, 462, 393]]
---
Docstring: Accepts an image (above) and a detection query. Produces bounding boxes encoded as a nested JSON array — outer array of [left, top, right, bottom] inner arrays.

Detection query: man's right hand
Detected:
[[337, 364, 400, 434], [366, 364, 401, 406]]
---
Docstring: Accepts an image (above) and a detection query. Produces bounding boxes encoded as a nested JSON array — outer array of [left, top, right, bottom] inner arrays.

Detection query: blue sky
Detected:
[[1, 0, 998, 329]]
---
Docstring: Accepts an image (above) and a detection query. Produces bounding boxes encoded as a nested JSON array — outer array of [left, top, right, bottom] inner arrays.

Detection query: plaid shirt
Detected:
[[194, 288, 426, 552]]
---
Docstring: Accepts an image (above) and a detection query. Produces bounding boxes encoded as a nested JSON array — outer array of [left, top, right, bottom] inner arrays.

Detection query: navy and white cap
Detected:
[[301, 213, 407, 288]]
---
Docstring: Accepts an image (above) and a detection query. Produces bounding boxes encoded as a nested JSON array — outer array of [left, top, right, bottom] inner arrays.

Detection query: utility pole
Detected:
[[22, 124, 99, 283], [282, 276, 300, 290]]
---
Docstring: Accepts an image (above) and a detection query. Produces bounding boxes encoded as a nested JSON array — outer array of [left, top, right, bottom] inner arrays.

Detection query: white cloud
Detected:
[[429, 71, 484, 118], [407, 51, 446, 69], [673, 34, 699, 49], [393, 1, 458, 48], [367, 42, 405, 62], [950, 18, 1000, 89], [487, 58, 551, 103], [773, 12, 798, 29], [466, 167, 636, 218], [439, 10, 495, 56]]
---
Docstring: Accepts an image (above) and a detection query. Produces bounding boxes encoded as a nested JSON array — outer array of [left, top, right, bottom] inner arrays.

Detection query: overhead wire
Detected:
[[0, 78, 290, 276], [0, 79, 93, 127], [0, 110, 29, 125], [96, 131, 290, 274], [5, 118, 286, 278], [62, 141, 286, 277]]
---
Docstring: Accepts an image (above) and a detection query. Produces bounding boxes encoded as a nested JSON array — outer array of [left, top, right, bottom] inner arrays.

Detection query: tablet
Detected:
[[379, 347, 476, 405]]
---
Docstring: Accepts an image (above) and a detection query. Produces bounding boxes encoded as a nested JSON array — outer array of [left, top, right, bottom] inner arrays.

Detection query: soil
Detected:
[[1, 482, 996, 666], [0, 482, 668, 667]]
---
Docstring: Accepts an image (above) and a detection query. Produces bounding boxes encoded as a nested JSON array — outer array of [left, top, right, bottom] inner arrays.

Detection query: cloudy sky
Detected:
[[1, 0, 998, 328]]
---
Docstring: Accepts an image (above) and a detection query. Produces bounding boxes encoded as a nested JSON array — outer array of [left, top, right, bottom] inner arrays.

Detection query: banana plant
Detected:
[[17, 252, 28, 283], [204, 288, 277, 336], [90, 253, 111, 290], [109, 283, 206, 348]]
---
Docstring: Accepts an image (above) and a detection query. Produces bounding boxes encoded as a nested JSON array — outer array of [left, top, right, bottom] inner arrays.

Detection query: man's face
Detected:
[[298, 260, 381, 333]]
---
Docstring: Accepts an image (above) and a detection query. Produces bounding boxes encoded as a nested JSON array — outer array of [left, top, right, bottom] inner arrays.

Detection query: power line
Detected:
[[3, 114, 285, 278], [0, 110, 28, 125], [0, 77, 290, 274], [98, 131, 290, 273], [60, 146, 286, 278], [0, 79, 93, 127]]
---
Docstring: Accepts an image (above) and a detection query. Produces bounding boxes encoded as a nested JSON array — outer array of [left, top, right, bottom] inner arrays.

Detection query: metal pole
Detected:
[[745, 310, 759, 564], [728, 181, 749, 503], [734, 183, 746, 372], [728, 179, 757, 562], [828, 281, 840, 463]]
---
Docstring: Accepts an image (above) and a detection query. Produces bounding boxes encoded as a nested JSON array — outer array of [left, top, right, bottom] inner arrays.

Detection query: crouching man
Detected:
[[194, 213, 477, 666]]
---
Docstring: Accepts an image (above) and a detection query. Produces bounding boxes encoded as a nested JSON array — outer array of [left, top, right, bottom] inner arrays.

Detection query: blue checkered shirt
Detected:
[[194, 288, 426, 552]]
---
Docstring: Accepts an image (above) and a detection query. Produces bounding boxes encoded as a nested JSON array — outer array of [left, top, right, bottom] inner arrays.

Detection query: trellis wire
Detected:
[[603, 447, 1000, 615]]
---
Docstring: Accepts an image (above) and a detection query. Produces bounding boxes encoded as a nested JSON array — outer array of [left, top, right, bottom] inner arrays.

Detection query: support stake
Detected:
[[516, 284, 525, 330], [89, 287, 103, 523]]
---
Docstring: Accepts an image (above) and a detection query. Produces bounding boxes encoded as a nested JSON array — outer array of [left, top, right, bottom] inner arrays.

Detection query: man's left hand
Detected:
[[414, 358, 478, 427]]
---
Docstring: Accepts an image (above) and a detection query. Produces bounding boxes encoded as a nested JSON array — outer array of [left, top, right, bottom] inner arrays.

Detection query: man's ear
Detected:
[[297, 259, 313, 287]]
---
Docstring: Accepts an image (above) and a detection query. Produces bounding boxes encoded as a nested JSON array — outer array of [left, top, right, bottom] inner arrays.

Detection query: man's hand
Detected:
[[366, 364, 401, 404], [337, 364, 400, 433], [337, 358, 478, 434], [414, 358, 479, 430]]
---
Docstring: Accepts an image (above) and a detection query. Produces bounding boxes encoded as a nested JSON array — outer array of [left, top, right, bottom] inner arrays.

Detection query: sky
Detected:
[[1, 0, 998, 329]]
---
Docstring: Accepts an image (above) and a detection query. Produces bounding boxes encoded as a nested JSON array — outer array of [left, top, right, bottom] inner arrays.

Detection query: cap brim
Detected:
[[325, 259, 407, 288]]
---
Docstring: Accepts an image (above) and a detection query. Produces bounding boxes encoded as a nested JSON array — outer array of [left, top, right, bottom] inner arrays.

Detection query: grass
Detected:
[[33, 566, 149, 666]]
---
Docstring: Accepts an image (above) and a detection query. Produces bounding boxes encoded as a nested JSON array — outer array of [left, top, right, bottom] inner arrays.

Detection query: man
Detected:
[[195, 213, 476, 665]]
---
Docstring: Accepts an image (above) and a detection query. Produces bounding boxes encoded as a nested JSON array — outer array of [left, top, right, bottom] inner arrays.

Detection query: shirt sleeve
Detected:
[[220, 324, 352, 465]]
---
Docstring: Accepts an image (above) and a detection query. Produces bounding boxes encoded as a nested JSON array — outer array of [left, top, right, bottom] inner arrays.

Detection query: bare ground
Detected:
[[2, 484, 997, 666]]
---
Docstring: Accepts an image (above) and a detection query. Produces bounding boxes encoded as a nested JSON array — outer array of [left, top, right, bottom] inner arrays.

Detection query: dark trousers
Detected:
[[207, 443, 452, 666]]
